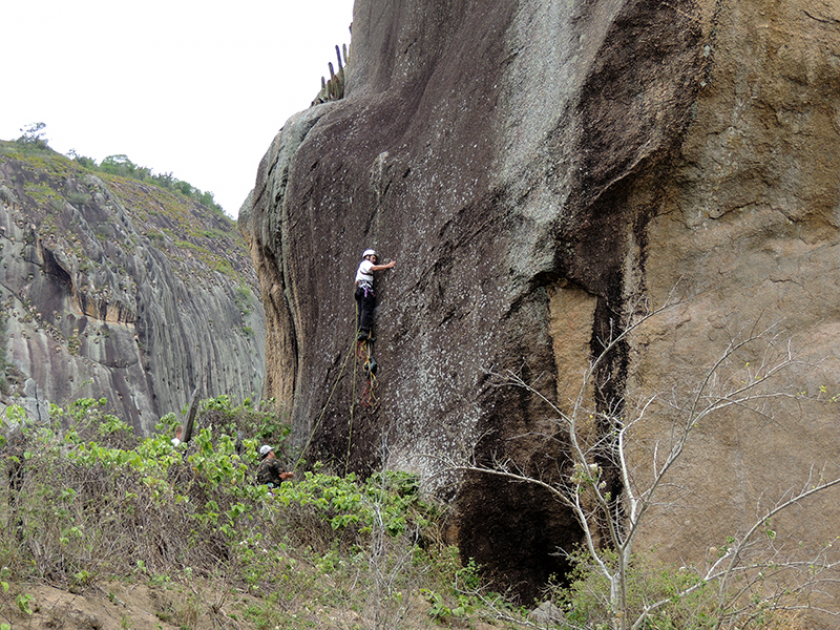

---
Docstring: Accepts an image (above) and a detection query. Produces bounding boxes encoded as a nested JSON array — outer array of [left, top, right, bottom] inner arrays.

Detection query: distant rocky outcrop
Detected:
[[0, 142, 265, 433], [241, 0, 840, 602]]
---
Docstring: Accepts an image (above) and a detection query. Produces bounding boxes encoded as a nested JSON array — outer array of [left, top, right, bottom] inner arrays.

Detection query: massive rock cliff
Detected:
[[0, 142, 265, 433], [241, 0, 840, 601]]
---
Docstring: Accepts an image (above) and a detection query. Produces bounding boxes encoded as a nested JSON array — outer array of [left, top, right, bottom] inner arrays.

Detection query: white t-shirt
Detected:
[[355, 259, 374, 286]]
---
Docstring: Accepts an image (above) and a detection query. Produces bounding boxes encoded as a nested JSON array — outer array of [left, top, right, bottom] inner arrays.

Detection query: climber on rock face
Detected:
[[354, 249, 396, 341]]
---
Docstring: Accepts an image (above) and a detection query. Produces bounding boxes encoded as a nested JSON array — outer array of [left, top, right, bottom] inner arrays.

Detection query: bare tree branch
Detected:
[[446, 297, 840, 630]]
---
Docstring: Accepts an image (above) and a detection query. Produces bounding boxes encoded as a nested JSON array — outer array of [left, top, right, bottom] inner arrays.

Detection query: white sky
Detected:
[[0, 0, 354, 218]]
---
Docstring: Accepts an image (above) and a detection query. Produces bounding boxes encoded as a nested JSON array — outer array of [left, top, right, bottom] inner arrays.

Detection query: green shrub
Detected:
[[196, 394, 289, 445], [556, 549, 726, 630], [66, 191, 92, 206], [273, 468, 430, 540], [0, 395, 503, 629]]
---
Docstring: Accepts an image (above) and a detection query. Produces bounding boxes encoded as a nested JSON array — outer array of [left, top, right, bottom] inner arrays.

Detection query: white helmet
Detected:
[[259, 444, 274, 458], [362, 249, 377, 258]]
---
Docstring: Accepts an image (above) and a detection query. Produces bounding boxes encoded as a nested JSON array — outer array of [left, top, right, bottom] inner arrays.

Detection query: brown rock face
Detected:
[[241, 0, 840, 602]]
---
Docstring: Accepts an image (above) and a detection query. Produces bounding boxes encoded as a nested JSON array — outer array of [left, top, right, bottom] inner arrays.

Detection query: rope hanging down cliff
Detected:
[[293, 249, 397, 472], [294, 308, 381, 475], [356, 337, 378, 408]]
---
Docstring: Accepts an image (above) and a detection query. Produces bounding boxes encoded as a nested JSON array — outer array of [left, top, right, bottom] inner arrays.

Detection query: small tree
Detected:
[[454, 300, 840, 629], [99, 154, 139, 177], [16, 123, 48, 148]]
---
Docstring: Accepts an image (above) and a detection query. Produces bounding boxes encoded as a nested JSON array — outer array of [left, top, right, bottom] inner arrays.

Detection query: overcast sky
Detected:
[[1, 0, 354, 218]]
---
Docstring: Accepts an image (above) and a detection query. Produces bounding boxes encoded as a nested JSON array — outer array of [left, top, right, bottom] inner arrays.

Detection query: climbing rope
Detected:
[[345, 304, 380, 472], [355, 338, 379, 408], [293, 333, 356, 472], [295, 302, 383, 475]]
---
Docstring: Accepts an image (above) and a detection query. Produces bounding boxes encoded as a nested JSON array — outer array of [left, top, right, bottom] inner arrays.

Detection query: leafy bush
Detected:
[[0, 396, 495, 629], [195, 394, 290, 445], [270, 468, 433, 550], [556, 549, 720, 630], [15, 123, 48, 149], [66, 191, 92, 207]]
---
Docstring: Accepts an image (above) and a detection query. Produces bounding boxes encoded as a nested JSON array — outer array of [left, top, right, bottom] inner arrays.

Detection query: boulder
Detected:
[[241, 0, 840, 603]]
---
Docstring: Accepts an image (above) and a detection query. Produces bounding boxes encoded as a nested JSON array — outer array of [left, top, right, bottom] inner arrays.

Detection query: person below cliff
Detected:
[[4, 432, 25, 502], [171, 424, 183, 447], [256, 445, 294, 489], [354, 249, 396, 341]]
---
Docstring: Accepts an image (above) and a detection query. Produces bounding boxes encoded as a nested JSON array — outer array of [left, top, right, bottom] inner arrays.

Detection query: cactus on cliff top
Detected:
[[312, 40, 350, 106]]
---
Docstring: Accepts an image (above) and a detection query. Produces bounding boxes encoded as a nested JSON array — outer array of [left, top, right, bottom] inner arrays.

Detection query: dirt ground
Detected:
[[3, 581, 191, 630], [1, 579, 513, 630]]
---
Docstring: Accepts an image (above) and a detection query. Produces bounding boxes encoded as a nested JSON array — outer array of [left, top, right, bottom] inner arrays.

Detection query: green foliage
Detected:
[[234, 285, 254, 316], [15, 592, 34, 615], [66, 191, 92, 207], [420, 587, 476, 623], [419, 557, 483, 623], [0, 394, 511, 629], [3, 404, 28, 426], [197, 394, 289, 444], [98, 154, 156, 182], [22, 182, 61, 206], [211, 258, 235, 275], [66, 149, 96, 169], [5, 130, 224, 213], [93, 153, 224, 214], [51, 398, 135, 449], [16, 122, 48, 148], [557, 549, 724, 630], [274, 469, 429, 536], [0, 580, 10, 630]]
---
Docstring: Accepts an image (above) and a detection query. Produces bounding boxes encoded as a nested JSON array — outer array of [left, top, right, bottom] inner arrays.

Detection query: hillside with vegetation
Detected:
[[0, 135, 265, 432], [2, 395, 788, 630]]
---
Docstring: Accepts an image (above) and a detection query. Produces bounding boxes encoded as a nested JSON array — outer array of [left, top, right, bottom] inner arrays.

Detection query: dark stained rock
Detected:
[[242, 0, 840, 604]]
